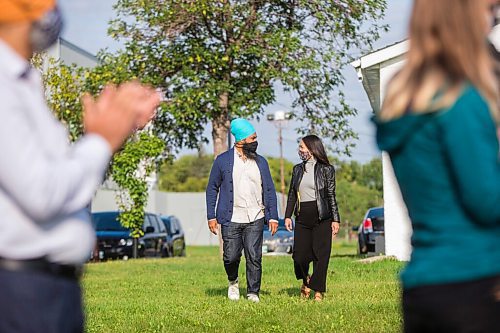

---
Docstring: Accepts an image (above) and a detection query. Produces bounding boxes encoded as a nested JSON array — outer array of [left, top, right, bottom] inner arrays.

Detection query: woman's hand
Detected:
[[331, 221, 340, 237], [285, 218, 293, 232]]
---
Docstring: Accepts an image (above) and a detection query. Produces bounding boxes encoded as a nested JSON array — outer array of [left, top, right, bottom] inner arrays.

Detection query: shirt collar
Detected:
[[234, 146, 243, 160], [0, 39, 32, 80]]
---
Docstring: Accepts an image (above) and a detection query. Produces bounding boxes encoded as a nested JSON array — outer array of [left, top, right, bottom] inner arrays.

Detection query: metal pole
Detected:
[[279, 122, 286, 214]]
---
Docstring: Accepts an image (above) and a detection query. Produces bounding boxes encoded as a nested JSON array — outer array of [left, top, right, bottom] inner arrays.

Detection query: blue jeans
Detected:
[[221, 218, 264, 295]]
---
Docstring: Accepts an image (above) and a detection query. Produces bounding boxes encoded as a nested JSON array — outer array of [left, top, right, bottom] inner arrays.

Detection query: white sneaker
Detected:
[[228, 279, 240, 301], [247, 293, 260, 303]]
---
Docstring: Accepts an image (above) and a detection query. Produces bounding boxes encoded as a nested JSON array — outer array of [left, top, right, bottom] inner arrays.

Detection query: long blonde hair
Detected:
[[381, 0, 499, 121]]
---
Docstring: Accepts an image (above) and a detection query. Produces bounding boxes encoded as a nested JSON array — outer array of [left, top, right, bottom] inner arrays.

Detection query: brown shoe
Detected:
[[300, 275, 311, 298], [300, 284, 311, 298], [314, 292, 323, 302]]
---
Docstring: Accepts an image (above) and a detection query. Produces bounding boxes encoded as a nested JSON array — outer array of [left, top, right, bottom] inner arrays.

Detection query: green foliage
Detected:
[[112, 132, 165, 238], [358, 157, 383, 192], [83, 245, 404, 333], [33, 56, 87, 141], [334, 158, 383, 225], [158, 153, 214, 192], [108, 0, 388, 156], [336, 157, 383, 193], [266, 156, 295, 193], [336, 178, 383, 227], [36, 54, 166, 238]]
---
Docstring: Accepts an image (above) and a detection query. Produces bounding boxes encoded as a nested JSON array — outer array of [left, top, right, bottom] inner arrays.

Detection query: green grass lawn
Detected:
[[83, 242, 405, 333]]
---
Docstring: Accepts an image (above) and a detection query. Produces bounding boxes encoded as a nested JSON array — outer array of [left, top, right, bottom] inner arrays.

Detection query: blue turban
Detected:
[[230, 118, 255, 142]]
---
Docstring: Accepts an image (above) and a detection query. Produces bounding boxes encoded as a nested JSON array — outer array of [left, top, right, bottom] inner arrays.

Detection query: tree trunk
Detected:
[[212, 91, 230, 257], [212, 93, 230, 156]]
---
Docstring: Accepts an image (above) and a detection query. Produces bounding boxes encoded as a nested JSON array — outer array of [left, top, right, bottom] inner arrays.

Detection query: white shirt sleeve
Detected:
[[0, 90, 112, 223]]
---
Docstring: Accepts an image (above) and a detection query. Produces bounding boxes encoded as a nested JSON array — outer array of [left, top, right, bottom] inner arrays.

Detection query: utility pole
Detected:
[[278, 123, 285, 214], [267, 111, 291, 216]]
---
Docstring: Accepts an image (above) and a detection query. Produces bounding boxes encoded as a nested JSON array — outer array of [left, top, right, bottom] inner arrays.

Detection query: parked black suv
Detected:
[[355, 207, 384, 254], [92, 211, 168, 260], [159, 215, 186, 257]]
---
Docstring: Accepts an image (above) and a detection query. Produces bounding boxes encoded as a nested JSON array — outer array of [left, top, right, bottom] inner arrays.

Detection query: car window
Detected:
[[162, 218, 173, 235], [171, 218, 179, 234], [143, 214, 153, 230], [367, 208, 384, 219], [156, 215, 166, 233], [146, 214, 160, 233], [92, 212, 128, 231]]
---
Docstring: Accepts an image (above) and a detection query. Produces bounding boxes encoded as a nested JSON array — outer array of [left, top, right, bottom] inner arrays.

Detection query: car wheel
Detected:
[[367, 244, 375, 253], [162, 247, 172, 258], [181, 247, 186, 257], [358, 235, 368, 254]]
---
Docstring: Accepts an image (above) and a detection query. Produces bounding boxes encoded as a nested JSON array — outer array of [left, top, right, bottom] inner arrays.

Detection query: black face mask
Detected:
[[30, 6, 64, 53], [242, 141, 258, 159]]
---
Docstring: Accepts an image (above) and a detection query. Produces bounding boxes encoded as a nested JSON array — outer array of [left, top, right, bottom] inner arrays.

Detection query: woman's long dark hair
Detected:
[[302, 135, 330, 166]]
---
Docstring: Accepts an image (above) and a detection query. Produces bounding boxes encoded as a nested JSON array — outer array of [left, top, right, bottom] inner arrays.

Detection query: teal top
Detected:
[[375, 85, 500, 289]]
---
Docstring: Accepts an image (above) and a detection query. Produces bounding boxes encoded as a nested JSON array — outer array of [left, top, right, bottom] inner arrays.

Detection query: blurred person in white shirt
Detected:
[[0, 1, 160, 332]]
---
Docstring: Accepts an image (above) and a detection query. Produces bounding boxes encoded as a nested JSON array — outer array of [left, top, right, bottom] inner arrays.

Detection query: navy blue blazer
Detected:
[[206, 148, 279, 225]]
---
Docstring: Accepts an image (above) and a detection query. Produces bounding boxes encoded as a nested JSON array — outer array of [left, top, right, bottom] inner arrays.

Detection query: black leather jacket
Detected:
[[284, 162, 341, 222]]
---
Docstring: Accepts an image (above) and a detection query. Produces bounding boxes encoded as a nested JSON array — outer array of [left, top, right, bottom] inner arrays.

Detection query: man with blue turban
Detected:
[[206, 118, 279, 303]]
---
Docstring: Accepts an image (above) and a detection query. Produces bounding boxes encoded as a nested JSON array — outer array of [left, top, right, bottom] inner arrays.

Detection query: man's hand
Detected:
[[208, 219, 218, 235], [269, 220, 278, 236], [83, 82, 160, 152], [331, 221, 340, 237], [284, 218, 293, 232]]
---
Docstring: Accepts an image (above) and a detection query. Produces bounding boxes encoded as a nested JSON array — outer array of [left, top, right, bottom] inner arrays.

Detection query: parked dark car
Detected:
[[159, 215, 186, 257], [92, 211, 168, 260], [355, 207, 384, 254], [262, 218, 294, 255]]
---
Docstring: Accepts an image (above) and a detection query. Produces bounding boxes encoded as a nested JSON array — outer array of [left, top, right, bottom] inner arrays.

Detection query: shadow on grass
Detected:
[[278, 287, 299, 297], [205, 287, 271, 297]]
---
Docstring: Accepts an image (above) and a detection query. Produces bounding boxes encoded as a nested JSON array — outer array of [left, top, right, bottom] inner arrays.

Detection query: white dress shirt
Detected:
[[231, 149, 265, 223], [0, 40, 111, 264]]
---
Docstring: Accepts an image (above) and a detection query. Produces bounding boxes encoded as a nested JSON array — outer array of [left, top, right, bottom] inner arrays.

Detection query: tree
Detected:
[[359, 157, 383, 192], [158, 153, 214, 192], [109, 0, 388, 158], [266, 157, 295, 192], [37, 56, 165, 257], [336, 178, 382, 230]]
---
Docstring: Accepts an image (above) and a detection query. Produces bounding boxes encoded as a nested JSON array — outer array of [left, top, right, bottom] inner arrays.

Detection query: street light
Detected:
[[267, 110, 292, 216]]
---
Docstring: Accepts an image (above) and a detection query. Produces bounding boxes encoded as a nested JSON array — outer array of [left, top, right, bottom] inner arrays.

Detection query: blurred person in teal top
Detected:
[[374, 0, 500, 332]]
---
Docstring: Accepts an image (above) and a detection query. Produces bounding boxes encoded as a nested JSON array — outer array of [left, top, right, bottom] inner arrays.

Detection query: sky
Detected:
[[58, 0, 413, 164]]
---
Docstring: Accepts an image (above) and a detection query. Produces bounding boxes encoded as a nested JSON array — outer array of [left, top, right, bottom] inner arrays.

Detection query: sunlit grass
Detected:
[[83, 242, 404, 333]]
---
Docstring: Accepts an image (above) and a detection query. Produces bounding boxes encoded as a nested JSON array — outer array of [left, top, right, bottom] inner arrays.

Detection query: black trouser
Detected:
[[221, 218, 264, 295], [0, 269, 83, 333], [293, 201, 332, 293], [403, 275, 500, 333]]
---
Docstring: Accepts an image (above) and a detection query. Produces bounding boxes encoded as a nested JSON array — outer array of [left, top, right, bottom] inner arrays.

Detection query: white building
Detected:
[[351, 28, 500, 261], [45, 37, 97, 69], [351, 40, 412, 261]]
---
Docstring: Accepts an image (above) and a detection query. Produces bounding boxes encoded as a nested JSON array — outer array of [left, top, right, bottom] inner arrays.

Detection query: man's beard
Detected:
[[242, 142, 258, 159]]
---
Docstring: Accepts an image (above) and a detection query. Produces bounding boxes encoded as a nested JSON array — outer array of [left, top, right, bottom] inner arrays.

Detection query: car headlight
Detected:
[[119, 238, 134, 246]]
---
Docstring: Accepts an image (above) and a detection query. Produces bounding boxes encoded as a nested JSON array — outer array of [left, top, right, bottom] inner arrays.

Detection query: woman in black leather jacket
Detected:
[[284, 135, 341, 301]]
